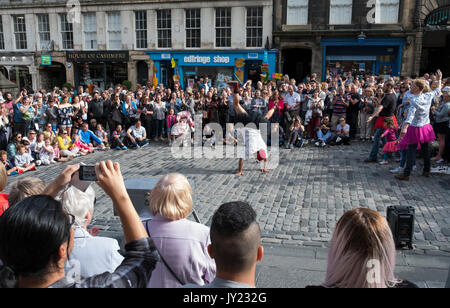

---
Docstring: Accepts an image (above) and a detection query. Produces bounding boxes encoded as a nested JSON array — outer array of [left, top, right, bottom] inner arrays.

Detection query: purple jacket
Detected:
[[145, 214, 216, 288]]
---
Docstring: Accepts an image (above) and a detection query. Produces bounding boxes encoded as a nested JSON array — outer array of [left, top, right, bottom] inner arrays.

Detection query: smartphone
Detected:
[[79, 165, 97, 182]]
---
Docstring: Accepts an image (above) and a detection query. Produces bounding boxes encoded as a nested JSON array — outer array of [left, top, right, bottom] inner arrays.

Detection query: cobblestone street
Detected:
[[6, 141, 450, 256]]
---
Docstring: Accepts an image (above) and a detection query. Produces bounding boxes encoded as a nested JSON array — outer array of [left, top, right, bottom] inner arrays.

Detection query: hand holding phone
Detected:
[[79, 165, 98, 181]]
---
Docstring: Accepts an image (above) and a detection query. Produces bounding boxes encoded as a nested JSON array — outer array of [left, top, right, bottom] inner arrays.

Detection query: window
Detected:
[[38, 14, 51, 50], [186, 9, 201, 48], [0, 18, 4, 50], [329, 0, 352, 25], [375, 0, 399, 24], [216, 8, 231, 48], [13, 15, 27, 49], [287, 0, 309, 25], [108, 12, 122, 50], [60, 14, 74, 50], [83, 13, 97, 50], [246, 7, 263, 48], [157, 10, 172, 48], [135, 11, 147, 49]]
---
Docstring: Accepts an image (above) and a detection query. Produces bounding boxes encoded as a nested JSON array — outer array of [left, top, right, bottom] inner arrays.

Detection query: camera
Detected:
[[79, 165, 97, 181]]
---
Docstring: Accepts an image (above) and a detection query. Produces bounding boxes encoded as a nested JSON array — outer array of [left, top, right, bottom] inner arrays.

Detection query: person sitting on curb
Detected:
[[77, 123, 105, 150], [126, 119, 148, 149]]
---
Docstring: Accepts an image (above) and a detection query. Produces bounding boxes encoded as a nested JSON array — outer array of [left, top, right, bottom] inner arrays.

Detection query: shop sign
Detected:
[[272, 73, 283, 80], [183, 55, 230, 65], [248, 53, 259, 59], [66, 51, 129, 63], [261, 63, 269, 73], [41, 55, 52, 65], [161, 53, 171, 59], [235, 58, 246, 69]]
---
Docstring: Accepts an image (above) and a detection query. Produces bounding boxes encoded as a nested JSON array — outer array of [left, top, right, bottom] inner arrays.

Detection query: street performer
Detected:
[[234, 127, 269, 177]]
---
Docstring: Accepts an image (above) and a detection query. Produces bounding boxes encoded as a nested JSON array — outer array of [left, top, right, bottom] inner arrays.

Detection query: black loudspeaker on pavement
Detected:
[[386, 206, 415, 249]]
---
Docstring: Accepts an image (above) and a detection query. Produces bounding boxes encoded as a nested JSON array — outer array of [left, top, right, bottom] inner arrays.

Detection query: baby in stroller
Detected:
[[170, 111, 195, 144]]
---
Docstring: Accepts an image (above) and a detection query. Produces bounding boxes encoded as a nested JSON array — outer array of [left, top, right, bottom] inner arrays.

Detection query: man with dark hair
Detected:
[[184, 201, 263, 288]]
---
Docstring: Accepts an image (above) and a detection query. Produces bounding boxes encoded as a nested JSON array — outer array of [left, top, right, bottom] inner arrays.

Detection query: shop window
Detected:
[[186, 9, 201, 48], [60, 14, 74, 50], [246, 7, 263, 48], [375, 0, 399, 24], [13, 15, 27, 50], [38, 14, 51, 51], [329, 0, 352, 25], [135, 11, 147, 49], [108, 12, 122, 50], [215, 8, 231, 48], [0, 17, 4, 50], [157, 10, 172, 48], [83, 13, 97, 50], [286, 0, 309, 25]]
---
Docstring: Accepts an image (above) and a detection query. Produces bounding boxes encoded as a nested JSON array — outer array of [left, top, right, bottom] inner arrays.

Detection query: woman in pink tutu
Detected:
[[396, 70, 442, 181], [379, 117, 398, 165]]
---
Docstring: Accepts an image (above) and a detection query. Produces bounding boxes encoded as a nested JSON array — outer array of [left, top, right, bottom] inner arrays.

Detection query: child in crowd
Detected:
[[34, 133, 45, 166], [14, 144, 36, 173], [0, 150, 21, 175], [112, 125, 128, 150], [380, 117, 398, 165], [390, 110, 416, 173], [286, 117, 305, 149], [331, 117, 351, 146], [72, 134, 92, 156], [39, 137, 56, 165], [52, 140, 72, 162], [95, 124, 109, 148], [315, 116, 333, 147], [166, 108, 177, 146]]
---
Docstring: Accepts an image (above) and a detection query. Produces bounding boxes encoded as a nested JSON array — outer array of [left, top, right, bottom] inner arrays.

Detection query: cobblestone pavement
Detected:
[[6, 141, 450, 256]]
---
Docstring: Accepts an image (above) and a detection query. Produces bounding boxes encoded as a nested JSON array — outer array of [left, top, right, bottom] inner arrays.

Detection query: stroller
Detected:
[[170, 111, 195, 141]]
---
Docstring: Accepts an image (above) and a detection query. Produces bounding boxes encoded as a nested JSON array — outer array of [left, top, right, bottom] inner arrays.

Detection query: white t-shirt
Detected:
[[284, 92, 301, 111], [129, 125, 146, 139], [336, 124, 350, 137]]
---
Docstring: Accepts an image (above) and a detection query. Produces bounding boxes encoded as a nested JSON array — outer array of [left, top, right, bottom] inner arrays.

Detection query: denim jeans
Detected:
[[130, 138, 148, 148], [404, 143, 430, 176], [317, 130, 333, 144], [369, 128, 386, 161]]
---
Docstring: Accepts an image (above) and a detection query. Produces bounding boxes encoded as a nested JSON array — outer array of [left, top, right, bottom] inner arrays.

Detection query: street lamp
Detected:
[[358, 32, 367, 44]]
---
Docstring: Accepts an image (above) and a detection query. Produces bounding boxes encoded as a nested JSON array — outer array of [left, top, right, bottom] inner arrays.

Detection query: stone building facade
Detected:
[[0, 0, 274, 93]]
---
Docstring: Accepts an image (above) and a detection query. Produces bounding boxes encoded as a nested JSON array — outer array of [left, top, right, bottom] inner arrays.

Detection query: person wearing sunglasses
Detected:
[[0, 162, 159, 288]]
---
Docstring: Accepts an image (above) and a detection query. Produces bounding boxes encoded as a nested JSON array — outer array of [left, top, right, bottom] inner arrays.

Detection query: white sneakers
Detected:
[[379, 160, 389, 165], [390, 167, 402, 173]]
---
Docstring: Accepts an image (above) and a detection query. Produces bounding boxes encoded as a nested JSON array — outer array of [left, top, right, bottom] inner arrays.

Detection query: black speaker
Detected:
[[386, 206, 415, 249]]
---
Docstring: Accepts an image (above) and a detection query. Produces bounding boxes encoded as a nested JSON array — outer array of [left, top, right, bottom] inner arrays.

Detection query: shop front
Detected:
[[321, 38, 406, 80], [67, 51, 129, 91], [147, 50, 277, 89], [0, 54, 37, 93]]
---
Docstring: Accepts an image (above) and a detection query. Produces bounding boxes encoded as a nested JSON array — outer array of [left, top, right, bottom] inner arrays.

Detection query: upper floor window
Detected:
[[157, 10, 172, 48], [246, 7, 263, 47], [287, 0, 309, 25], [13, 15, 27, 50], [216, 8, 231, 48], [83, 13, 97, 50], [375, 0, 400, 24], [37, 14, 51, 51], [0, 17, 5, 50], [60, 13, 74, 50], [135, 11, 147, 49], [329, 0, 352, 25], [107, 12, 122, 50], [186, 9, 201, 48]]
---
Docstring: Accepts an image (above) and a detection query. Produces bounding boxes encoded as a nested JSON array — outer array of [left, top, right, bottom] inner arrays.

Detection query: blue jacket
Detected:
[[78, 129, 102, 145], [121, 101, 138, 117]]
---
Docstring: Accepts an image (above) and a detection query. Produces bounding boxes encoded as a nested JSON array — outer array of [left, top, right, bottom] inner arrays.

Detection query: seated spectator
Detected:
[[112, 125, 128, 150], [285, 117, 305, 149], [95, 124, 109, 148], [6, 133, 22, 161], [145, 173, 215, 288], [57, 130, 78, 159], [0, 150, 20, 176], [330, 117, 351, 146], [0, 162, 159, 288], [8, 177, 46, 207], [14, 144, 36, 173], [184, 201, 263, 288], [72, 134, 93, 156], [78, 123, 104, 149], [61, 184, 124, 277], [39, 137, 56, 165], [0, 164, 8, 216], [43, 123, 56, 142], [308, 208, 418, 288], [126, 119, 148, 149], [315, 116, 333, 147]]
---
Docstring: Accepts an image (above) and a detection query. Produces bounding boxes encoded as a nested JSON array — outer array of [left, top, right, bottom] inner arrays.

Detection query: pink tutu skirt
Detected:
[[397, 124, 436, 150], [383, 141, 398, 153]]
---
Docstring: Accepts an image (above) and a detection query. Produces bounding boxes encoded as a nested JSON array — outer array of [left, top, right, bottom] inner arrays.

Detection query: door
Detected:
[[377, 62, 394, 76]]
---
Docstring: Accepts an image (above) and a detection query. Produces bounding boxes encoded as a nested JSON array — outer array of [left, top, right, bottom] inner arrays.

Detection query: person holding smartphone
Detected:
[[0, 162, 159, 288]]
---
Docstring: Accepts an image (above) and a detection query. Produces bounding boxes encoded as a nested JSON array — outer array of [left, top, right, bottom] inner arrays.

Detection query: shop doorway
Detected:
[[246, 61, 262, 85], [282, 48, 311, 83], [421, 31, 450, 75], [160, 61, 174, 89], [39, 61, 66, 90], [137, 61, 148, 86]]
